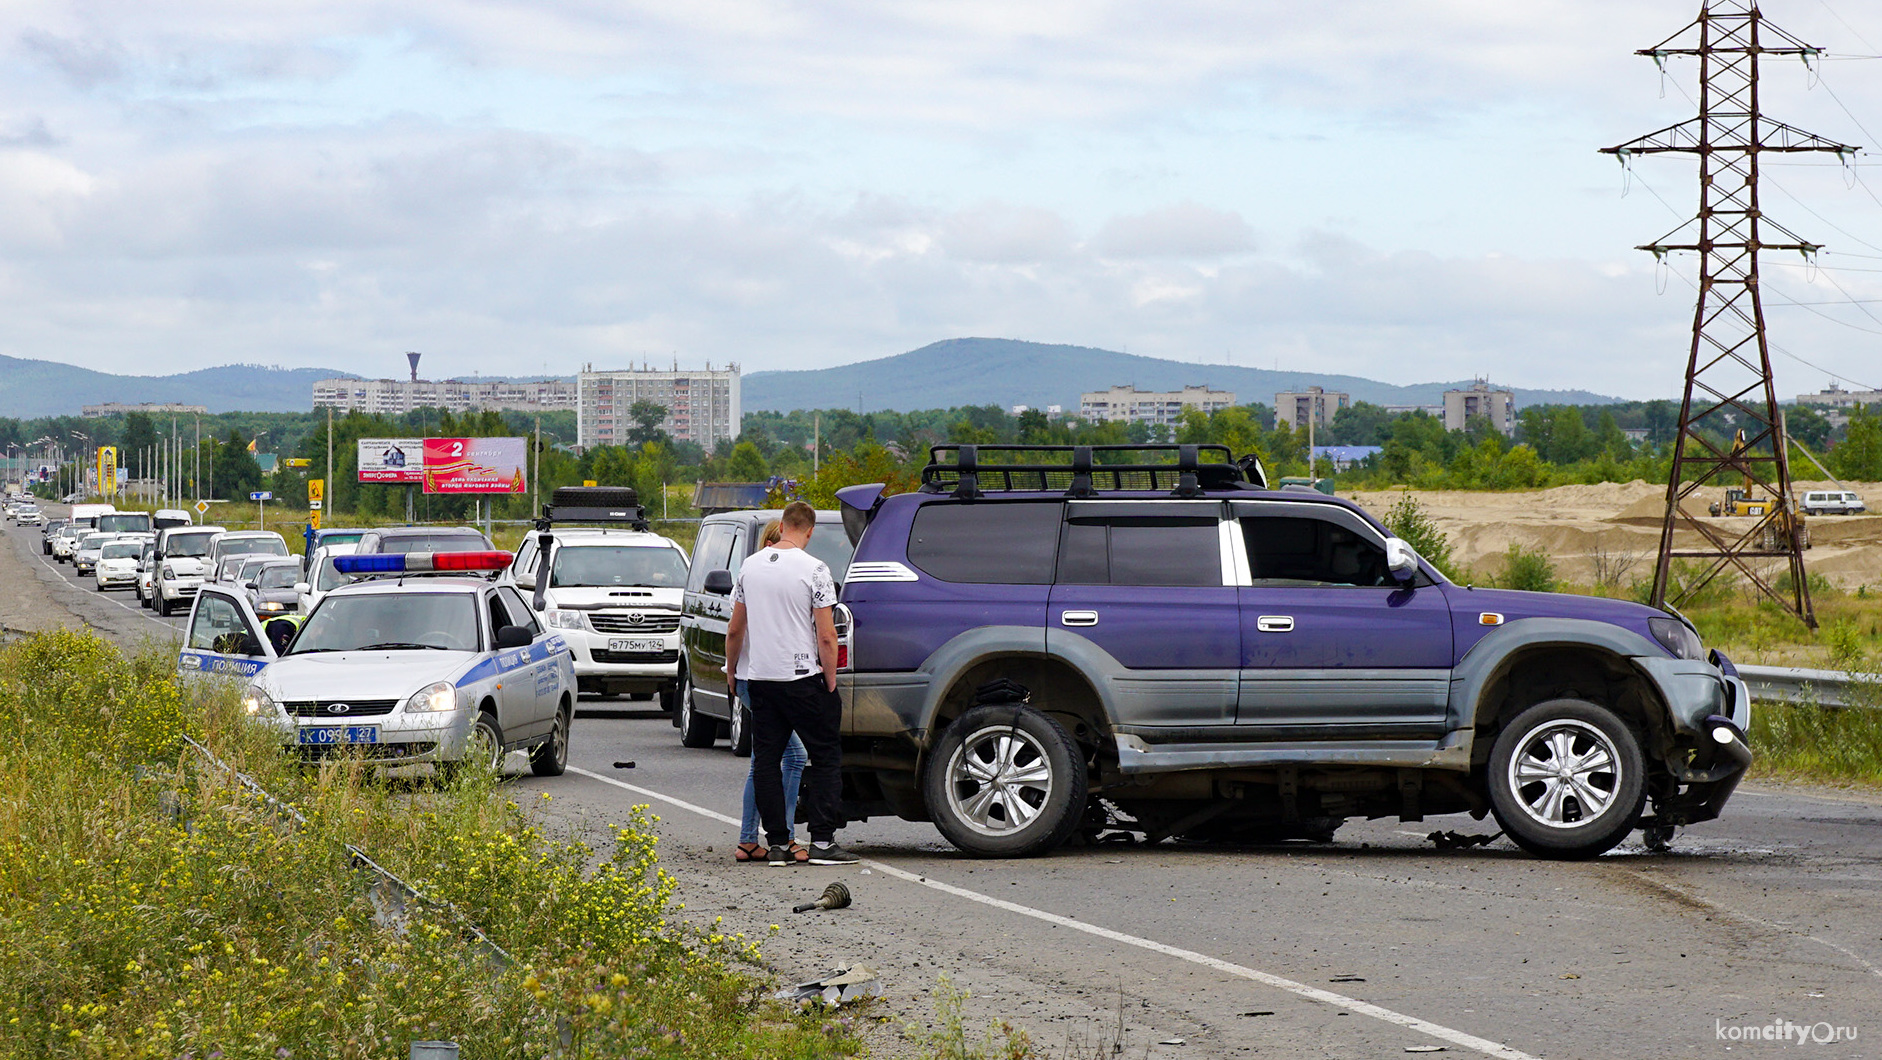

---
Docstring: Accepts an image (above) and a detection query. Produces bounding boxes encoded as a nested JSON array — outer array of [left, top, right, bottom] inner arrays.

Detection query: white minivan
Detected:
[[1802, 490, 1867, 516], [153, 525, 229, 616]]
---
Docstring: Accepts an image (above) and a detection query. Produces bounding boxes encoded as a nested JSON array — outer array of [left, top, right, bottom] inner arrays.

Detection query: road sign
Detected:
[[309, 510, 321, 530], [307, 501, 323, 510], [250, 491, 273, 501], [306, 479, 324, 504], [194, 500, 210, 515], [284, 458, 312, 469]]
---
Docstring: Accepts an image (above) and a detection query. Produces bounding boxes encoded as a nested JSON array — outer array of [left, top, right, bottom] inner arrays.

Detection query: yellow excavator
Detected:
[[1705, 429, 1809, 548]]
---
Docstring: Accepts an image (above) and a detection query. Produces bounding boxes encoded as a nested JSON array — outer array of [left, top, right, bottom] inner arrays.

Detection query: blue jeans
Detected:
[[737, 680, 807, 844]]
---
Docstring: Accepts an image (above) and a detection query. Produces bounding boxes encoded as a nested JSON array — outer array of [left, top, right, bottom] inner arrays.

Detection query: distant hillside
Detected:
[[742, 338, 1622, 414], [4, 338, 1625, 420], [0, 354, 351, 418]]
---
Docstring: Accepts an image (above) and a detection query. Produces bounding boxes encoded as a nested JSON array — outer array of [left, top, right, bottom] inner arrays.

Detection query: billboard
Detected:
[[422, 437, 528, 494], [356, 437, 527, 493], [96, 447, 117, 496], [357, 438, 424, 483]]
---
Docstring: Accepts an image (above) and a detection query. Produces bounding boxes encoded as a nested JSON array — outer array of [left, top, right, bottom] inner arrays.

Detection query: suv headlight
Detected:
[[545, 610, 585, 630], [1648, 617, 1705, 661], [404, 681, 458, 713], [241, 685, 276, 717]]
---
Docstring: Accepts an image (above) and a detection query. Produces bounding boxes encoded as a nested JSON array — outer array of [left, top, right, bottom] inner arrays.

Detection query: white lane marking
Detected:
[[17, 532, 180, 633], [566, 765, 1542, 1060]]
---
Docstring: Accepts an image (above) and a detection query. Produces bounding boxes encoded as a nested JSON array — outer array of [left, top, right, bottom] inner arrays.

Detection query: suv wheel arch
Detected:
[[1464, 640, 1669, 769]]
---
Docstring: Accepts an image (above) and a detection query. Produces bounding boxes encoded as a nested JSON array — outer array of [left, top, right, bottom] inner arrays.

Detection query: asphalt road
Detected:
[[6, 508, 1879, 1059]]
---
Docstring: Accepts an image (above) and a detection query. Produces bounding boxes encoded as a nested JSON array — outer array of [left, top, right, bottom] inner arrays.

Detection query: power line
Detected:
[[1810, 69, 1881, 154], [1818, 0, 1881, 56], [1764, 172, 1882, 254], [1762, 287, 1882, 337], [1657, 259, 1882, 390]]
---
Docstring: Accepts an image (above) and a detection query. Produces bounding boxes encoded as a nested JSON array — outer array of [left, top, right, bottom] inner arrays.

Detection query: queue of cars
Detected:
[[174, 494, 620, 775], [143, 448, 1753, 862]]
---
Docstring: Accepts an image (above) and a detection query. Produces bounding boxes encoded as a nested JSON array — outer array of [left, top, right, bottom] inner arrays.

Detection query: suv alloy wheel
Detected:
[[1487, 698, 1647, 859], [922, 704, 1088, 858]]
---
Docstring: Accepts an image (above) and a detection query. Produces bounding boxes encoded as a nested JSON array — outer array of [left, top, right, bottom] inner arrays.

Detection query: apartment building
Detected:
[[1274, 387, 1350, 431], [311, 377, 577, 415], [577, 364, 741, 451], [1079, 385, 1236, 425], [1443, 380, 1516, 435], [82, 402, 208, 418], [1796, 383, 1882, 426]]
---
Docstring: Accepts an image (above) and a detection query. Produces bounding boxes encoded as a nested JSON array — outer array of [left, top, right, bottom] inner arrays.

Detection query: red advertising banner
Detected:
[[421, 437, 528, 494]]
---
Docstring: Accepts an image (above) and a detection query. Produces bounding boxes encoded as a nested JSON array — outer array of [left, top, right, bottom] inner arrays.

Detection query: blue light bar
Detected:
[[333, 551, 513, 575]]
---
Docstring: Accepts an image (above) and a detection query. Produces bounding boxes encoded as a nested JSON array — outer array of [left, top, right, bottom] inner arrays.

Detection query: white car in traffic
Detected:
[[154, 525, 229, 616], [508, 527, 689, 705], [178, 552, 575, 775], [296, 545, 359, 615], [94, 538, 149, 591]]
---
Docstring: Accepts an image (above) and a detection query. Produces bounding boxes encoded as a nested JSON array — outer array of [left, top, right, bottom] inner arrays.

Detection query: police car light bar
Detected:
[[334, 551, 514, 575]]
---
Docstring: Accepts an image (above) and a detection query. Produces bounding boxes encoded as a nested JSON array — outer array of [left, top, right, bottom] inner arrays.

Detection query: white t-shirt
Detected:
[[732, 544, 837, 681]]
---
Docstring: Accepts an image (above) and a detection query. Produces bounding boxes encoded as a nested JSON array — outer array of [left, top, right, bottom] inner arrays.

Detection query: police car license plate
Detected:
[[609, 638, 662, 653], [298, 726, 379, 745]]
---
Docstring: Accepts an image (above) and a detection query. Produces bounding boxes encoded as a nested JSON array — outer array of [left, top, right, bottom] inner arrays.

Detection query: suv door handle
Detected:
[[1256, 615, 1294, 632], [1060, 610, 1099, 627]]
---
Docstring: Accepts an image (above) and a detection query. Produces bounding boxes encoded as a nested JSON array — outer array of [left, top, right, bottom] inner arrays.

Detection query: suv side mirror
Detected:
[[293, 582, 310, 595], [495, 625, 533, 650], [514, 569, 536, 590], [703, 569, 734, 595], [1384, 539, 1420, 581]]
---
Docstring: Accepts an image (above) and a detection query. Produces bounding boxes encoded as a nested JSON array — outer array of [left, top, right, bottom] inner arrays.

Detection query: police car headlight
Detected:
[[545, 610, 585, 630], [241, 685, 276, 717], [404, 681, 458, 713]]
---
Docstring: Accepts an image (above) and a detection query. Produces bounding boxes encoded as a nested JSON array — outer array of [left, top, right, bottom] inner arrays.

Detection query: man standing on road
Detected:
[[724, 501, 857, 866]]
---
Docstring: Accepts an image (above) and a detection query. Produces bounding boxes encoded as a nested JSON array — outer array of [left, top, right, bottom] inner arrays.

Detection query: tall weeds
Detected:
[[0, 630, 855, 1059]]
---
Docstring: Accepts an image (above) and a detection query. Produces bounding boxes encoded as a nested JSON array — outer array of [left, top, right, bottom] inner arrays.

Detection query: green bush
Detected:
[[1498, 543, 1558, 593], [1382, 492, 1461, 583]]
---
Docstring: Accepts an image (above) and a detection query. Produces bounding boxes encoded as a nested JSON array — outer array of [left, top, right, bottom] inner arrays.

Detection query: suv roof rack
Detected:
[[528, 485, 652, 610], [920, 444, 1266, 499]]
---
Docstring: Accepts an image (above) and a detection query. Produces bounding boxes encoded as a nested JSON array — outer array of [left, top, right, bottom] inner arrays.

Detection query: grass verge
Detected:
[[0, 628, 858, 1058], [1746, 685, 1882, 789]]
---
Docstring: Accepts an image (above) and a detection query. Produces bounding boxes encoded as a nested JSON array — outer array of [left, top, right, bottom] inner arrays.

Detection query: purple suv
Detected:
[[834, 444, 1751, 860]]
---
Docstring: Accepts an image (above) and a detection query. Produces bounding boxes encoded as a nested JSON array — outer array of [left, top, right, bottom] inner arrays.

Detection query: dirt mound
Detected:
[[1346, 480, 1882, 589]]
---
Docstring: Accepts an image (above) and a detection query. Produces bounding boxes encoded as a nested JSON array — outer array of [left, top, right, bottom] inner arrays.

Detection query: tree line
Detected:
[[13, 394, 1881, 512]]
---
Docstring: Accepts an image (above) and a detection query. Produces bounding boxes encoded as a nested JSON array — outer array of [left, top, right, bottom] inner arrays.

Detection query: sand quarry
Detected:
[[1345, 479, 1882, 590]]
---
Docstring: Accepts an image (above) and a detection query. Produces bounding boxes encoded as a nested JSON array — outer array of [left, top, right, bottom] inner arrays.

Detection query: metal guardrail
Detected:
[[1737, 664, 1879, 710]]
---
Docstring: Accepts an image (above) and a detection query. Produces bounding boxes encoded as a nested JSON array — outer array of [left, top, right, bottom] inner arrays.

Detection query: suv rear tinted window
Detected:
[[907, 502, 1061, 584], [1057, 517, 1222, 587]]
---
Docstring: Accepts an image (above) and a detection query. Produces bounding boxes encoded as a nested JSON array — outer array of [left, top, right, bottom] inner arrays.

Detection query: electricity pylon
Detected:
[[1602, 0, 1855, 629]]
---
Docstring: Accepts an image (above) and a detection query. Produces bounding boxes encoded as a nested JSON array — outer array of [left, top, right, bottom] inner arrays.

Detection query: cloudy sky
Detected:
[[4, 0, 1882, 398]]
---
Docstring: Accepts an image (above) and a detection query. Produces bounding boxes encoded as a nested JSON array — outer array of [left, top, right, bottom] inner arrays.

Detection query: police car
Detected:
[[177, 550, 576, 775]]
